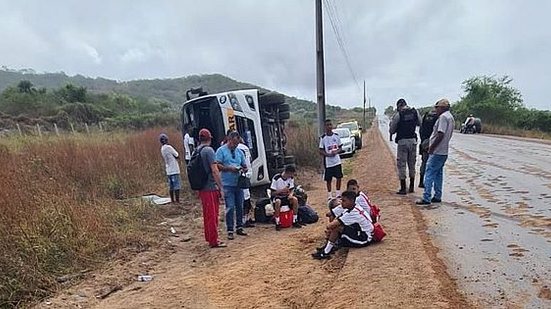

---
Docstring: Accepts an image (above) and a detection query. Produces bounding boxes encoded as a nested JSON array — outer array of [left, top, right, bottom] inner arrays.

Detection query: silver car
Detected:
[[332, 128, 356, 157]]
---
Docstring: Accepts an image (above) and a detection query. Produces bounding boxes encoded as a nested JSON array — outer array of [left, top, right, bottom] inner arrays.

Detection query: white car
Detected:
[[333, 128, 356, 157]]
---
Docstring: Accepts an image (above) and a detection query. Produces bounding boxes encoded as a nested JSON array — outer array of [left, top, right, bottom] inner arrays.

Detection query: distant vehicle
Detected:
[[181, 88, 294, 187], [337, 121, 362, 149], [332, 128, 356, 157], [460, 117, 482, 134]]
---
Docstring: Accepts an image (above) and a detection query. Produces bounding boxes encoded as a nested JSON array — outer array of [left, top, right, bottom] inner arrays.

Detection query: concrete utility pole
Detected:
[[315, 0, 326, 136], [363, 80, 366, 130]]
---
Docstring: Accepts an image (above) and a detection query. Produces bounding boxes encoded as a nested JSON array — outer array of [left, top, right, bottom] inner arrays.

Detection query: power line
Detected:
[[323, 0, 362, 95]]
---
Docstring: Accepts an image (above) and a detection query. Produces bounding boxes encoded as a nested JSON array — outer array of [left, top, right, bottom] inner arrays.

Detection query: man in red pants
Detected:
[[196, 129, 226, 248]]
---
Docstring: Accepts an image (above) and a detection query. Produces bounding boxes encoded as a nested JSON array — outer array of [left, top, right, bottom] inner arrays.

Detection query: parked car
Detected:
[[337, 121, 362, 149], [333, 128, 356, 157]]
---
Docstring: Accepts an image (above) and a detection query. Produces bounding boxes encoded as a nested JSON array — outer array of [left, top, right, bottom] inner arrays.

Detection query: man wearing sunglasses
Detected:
[[215, 131, 249, 240]]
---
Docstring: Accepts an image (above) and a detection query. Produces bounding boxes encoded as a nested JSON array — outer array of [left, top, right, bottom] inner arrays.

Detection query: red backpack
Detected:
[[354, 205, 386, 242], [359, 192, 381, 223]]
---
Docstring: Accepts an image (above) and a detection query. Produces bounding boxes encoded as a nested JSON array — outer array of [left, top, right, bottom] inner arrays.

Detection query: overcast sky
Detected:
[[1, 0, 550, 112]]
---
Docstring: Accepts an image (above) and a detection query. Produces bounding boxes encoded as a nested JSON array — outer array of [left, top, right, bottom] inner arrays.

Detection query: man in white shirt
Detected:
[[312, 191, 374, 260], [270, 165, 302, 230], [319, 119, 344, 201], [416, 99, 455, 205], [160, 133, 181, 203], [183, 124, 195, 165], [237, 139, 255, 227]]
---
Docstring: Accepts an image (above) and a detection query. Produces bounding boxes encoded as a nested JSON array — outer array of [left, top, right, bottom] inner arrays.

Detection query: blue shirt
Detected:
[[215, 144, 246, 187]]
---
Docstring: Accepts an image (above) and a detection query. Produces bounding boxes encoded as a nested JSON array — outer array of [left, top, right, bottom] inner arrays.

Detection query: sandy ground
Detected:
[[36, 125, 470, 309]]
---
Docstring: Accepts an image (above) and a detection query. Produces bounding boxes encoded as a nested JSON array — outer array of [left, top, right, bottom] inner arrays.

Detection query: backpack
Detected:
[[254, 198, 274, 223], [187, 146, 209, 190], [358, 192, 380, 223], [298, 204, 319, 224]]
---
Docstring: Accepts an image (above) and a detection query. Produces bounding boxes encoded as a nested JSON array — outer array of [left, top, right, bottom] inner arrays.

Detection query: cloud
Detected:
[[0, 0, 549, 110]]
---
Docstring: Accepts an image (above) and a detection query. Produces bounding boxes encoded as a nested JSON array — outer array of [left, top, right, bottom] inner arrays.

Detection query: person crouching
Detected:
[[312, 191, 374, 260]]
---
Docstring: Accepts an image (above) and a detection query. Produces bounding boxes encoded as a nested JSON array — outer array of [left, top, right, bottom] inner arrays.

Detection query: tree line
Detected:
[[384, 75, 551, 135], [0, 80, 177, 132]]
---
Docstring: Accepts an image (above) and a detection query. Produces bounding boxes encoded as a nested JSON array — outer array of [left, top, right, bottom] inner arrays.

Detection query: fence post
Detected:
[[16, 123, 22, 136], [85, 123, 90, 134], [70, 122, 75, 134], [36, 124, 42, 137], [54, 123, 59, 136]]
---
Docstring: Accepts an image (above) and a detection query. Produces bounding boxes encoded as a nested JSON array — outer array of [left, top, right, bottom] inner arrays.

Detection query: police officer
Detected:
[[389, 98, 422, 195], [418, 109, 438, 188]]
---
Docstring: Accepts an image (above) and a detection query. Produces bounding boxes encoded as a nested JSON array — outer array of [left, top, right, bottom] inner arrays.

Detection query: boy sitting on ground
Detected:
[[313, 191, 374, 260], [346, 179, 379, 222], [270, 165, 302, 230]]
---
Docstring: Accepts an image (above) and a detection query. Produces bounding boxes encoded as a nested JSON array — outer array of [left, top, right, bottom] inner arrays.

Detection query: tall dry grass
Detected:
[[0, 129, 186, 307], [482, 124, 551, 140], [286, 124, 321, 169]]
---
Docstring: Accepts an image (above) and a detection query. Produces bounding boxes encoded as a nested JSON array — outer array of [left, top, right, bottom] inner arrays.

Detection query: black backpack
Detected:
[[298, 204, 319, 224], [187, 146, 209, 190]]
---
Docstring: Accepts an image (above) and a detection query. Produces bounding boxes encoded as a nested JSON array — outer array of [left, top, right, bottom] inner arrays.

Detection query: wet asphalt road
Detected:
[[378, 116, 551, 308]]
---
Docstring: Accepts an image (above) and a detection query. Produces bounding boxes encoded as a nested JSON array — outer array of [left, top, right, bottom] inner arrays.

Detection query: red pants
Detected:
[[199, 191, 220, 246]]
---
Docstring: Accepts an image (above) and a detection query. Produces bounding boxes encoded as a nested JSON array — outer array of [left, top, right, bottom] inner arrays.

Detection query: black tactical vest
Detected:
[[396, 107, 419, 142]]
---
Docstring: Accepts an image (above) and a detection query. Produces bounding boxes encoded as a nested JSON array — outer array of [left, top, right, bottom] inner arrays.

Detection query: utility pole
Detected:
[[363, 80, 366, 131], [315, 0, 326, 136], [368, 97, 372, 119]]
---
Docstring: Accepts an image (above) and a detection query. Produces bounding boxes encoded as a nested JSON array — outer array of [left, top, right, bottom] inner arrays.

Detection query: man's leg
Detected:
[[313, 225, 343, 259], [235, 189, 247, 235], [396, 144, 407, 194], [407, 143, 417, 193], [223, 187, 236, 237], [290, 196, 301, 228], [422, 155, 438, 202], [335, 165, 343, 197], [273, 199, 282, 230], [325, 167, 333, 200], [433, 155, 448, 201], [419, 151, 428, 187], [200, 191, 220, 247]]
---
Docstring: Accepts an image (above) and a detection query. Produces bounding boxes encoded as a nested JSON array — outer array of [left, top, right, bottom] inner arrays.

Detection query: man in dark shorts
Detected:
[[319, 119, 344, 202], [270, 165, 302, 230]]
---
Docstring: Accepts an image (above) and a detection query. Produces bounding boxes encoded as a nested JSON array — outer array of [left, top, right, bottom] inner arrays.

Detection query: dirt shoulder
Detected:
[[36, 126, 471, 308]]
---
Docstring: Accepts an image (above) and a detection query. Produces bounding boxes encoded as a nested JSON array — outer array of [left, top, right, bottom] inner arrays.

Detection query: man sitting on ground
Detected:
[[327, 180, 374, 221], [270, 165, 302, 230], [313, 191, 374, 260], [346, 179, 378, 222]]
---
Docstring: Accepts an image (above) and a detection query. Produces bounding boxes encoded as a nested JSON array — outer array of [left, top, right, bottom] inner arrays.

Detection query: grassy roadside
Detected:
[[481, 124, 551, 140], [0, 129, 189, 307]]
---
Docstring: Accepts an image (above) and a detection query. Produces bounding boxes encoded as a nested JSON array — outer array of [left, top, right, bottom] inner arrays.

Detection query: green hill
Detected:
[[0, 68, 371, 132]]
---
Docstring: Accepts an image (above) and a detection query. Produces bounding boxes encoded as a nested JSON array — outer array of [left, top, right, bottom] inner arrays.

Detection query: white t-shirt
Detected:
[[430, 111, 455, 155], [356, 191, 373, 217], [338, 205, 374, 235], [319, 133, 342, 168], [331, 205, 345, 217], [183, 133, 195, 160], [161, 144, 180, 175], [270, 173, 295, 197]]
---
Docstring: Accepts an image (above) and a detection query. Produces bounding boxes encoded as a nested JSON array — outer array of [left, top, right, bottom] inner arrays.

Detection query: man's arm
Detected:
[[389, 112, 399, 135], [211, 163, 223, 188], [170, 145, 179, 158], [327, 217, 342, 229]]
